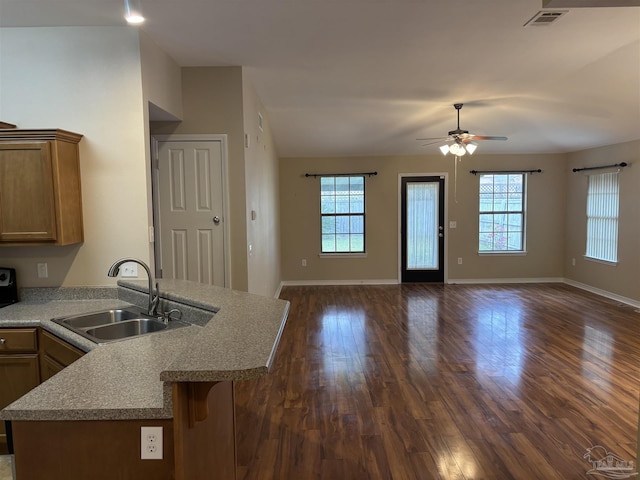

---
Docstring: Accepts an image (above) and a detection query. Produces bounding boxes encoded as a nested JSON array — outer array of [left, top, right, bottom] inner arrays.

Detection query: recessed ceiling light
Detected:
[[124, 0, 145, 25]]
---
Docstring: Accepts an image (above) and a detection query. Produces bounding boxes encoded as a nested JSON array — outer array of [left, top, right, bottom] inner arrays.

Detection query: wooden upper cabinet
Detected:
[[0, 129, 84, 245]]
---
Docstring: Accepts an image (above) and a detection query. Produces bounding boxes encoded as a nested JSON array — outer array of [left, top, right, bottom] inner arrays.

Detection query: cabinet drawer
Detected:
[[39, 330, 83, 367], [0, 328, 38, 352]]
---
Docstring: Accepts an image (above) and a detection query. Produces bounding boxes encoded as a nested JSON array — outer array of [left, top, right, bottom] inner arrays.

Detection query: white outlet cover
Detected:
[[141, 426, 163, 460], [37, 263, 48, 278]]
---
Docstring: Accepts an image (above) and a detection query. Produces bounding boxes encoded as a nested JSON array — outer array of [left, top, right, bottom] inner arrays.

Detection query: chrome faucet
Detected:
[[107, 258, 159, 317]]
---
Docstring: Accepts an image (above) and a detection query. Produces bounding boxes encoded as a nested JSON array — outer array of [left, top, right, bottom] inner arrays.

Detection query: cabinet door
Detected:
[[0, 142, 57, 242], [40, 354, 65, 382], [39, 330, 84, 382], [0, 354, 40, 453]]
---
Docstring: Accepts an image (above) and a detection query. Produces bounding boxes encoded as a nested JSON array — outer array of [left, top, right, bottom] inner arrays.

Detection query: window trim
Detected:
[[477, 173, 527, 253], [319, 175, 366, 254], [319, 252, 368, 259]]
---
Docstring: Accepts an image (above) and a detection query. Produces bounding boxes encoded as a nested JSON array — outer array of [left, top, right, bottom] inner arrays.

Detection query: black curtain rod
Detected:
[[572, 162, 627, 173], [305, 171, 378, 178], [469, 169, 542, 175]]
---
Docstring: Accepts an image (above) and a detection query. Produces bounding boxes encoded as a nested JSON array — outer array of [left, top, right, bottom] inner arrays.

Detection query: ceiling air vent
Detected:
[[524, 10, 568, 27]]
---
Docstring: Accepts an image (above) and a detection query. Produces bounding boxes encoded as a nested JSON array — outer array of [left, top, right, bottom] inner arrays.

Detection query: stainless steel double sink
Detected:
[[52, 306, 187, 344]]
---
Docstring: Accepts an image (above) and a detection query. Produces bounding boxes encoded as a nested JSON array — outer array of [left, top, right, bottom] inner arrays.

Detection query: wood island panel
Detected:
[[173, 381, 236, 480], [11, 419, 174, 480]]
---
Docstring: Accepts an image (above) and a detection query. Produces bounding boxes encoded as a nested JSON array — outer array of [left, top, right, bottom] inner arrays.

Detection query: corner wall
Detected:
[[242, 75, 282, 297], [0, 27, 151, 287], [151, 67, 249, 291], [564, 140, 640, 303]]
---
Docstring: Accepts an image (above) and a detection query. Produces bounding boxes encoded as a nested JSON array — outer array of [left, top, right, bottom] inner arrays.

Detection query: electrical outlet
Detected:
[[301, 259, 307, 267], [37, 263, 48, 278], [141, 426, 163, 460], [457, 257, 463, 265], [121, 263, 138, 277]]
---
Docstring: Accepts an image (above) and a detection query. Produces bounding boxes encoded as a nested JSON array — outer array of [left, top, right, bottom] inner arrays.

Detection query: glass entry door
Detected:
[[401, 176, 445, 282]]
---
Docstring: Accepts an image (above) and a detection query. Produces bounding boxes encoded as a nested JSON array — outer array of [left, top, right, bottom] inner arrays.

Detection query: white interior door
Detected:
[[156, 139, 227, 286]]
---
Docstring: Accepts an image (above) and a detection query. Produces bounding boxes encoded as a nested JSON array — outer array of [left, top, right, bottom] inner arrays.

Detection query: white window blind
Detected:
[[586, 172, 619, 263], [406, 182, 439, 269]]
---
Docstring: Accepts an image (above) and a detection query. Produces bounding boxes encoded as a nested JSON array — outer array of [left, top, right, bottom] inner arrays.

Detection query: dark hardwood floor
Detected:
[[235, 283, 640, 479]]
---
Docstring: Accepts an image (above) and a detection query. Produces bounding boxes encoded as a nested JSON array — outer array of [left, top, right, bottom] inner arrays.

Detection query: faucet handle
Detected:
[[163, 308, 182, 323]]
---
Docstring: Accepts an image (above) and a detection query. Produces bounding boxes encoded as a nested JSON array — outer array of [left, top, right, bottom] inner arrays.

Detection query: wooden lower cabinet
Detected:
[[0, 328, 85, 454], [0, 328, 40, 454], [39, 329, 84, 382]]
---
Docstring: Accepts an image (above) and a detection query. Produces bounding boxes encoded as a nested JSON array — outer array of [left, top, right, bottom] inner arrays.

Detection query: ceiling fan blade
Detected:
[[469, 135, 508, 141], [416, 136, 448, 141], [421, 139, 447, 146]]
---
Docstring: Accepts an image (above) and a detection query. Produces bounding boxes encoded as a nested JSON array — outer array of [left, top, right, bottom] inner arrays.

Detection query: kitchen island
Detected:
[[0, 279, 290, 480]]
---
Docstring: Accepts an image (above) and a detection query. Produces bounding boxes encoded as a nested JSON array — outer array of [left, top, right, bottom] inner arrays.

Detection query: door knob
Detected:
[[213, 216, 220, 225]]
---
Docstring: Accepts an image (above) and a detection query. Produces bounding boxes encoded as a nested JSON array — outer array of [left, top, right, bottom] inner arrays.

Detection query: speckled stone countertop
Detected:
[[0, 279, 289, 421]]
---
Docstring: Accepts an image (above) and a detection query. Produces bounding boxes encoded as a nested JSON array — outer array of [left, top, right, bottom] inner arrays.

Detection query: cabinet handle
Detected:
[[0, 338, 5, 345]]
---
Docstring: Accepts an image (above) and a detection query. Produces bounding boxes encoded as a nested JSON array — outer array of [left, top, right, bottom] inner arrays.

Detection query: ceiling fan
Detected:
[[418, 103, 507, 156]]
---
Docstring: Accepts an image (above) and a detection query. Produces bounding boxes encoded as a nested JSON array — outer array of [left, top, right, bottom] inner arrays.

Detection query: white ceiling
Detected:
[[1, 0, 639, 157]]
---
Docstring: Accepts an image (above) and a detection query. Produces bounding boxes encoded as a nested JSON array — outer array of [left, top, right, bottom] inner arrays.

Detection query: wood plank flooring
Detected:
[[235, 283, 640, 479]]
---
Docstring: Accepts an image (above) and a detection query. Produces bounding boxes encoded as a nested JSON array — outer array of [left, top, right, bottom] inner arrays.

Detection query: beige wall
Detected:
[[0, 27, 152, 287], [140, 31, 183, 121], [242, 76, 282, 297], [139, 30, 183, 266], [565, 140, 640, 302], [280, 153, 567, 283], [151, 67, 249, 291], [151, 67, 283, 296]]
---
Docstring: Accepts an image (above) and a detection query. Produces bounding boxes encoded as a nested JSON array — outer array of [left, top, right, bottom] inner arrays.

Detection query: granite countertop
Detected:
[[0, 279, 290, 421]]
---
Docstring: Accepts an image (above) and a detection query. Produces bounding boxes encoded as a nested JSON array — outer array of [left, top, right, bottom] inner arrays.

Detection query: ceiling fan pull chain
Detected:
[[454, 155, 459, 203]]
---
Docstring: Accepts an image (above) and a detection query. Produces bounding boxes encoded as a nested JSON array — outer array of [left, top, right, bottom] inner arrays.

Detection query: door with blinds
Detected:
[[401, 176, 445, 282]]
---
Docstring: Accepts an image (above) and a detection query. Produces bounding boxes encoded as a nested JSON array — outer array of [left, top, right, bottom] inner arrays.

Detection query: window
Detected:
[[586, 172, 619, 263], [479, 174, 525, 252], [320, 176, 365, 253]]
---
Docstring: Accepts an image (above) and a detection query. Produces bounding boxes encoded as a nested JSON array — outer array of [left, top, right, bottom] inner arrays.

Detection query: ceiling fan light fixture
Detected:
[[466, 142, 478, 155], [449, 143, 465, 156], [439, 144, 450, 155], [124, 0, 145, 24]]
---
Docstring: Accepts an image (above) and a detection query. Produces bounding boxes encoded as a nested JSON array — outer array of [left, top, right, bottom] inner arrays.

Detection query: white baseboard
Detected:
[[564, 279, 640, 309], [447, 277, 564, 285], [280, 279, 399, 287], [277, 277, 640, 310]]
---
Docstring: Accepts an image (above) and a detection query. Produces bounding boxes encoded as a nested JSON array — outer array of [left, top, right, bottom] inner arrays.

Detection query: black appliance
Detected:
[[0, 268, 18, 308]]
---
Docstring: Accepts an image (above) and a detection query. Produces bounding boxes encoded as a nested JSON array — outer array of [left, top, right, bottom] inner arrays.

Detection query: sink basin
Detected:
[[57, 308, 143, 329], [84, 318, 167, 341], [52, 306, 187, 344]]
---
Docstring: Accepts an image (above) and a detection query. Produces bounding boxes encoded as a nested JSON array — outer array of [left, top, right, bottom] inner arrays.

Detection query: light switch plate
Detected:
[[121, 263, 138, 277]]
